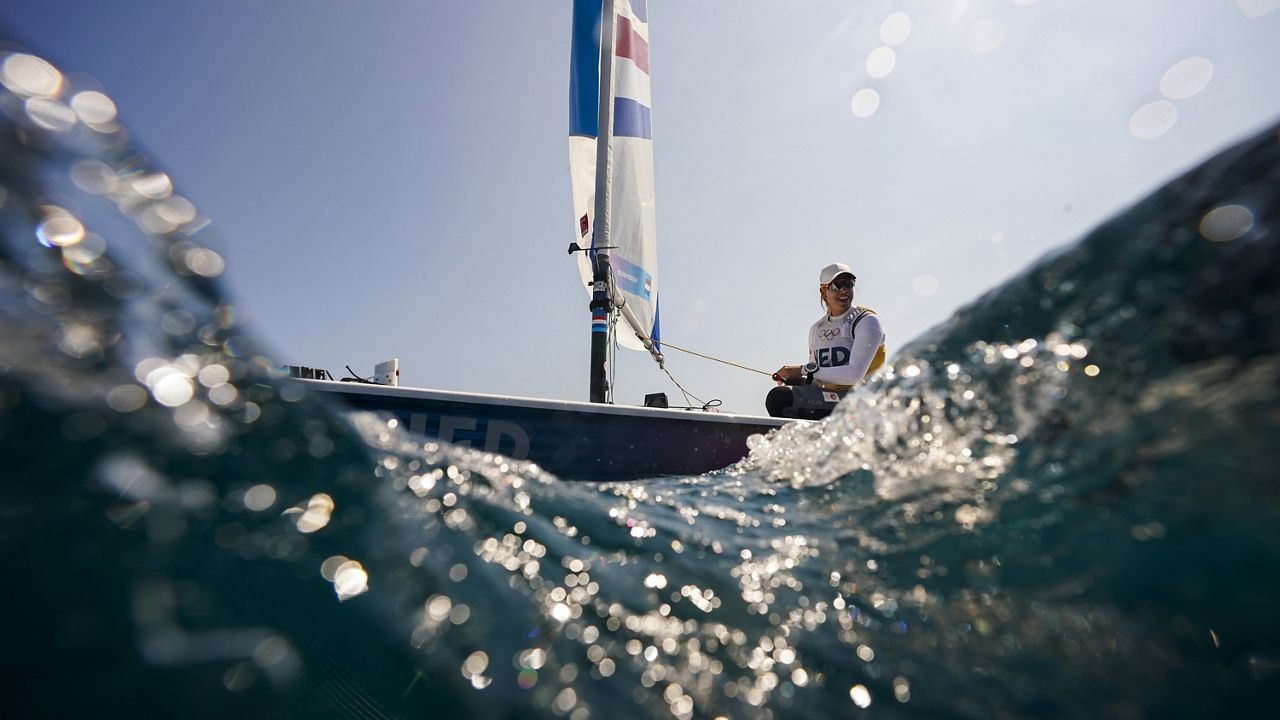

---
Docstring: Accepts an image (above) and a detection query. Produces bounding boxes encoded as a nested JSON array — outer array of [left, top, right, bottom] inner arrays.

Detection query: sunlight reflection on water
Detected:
[[3, 16, 1280, 717]]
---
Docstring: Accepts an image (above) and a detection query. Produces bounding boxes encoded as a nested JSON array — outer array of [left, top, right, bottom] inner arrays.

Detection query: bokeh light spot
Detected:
[[197, 363, 231, 388], [1, 53, 63, 98], [70, 160, 119, 195], [36, 211, 85, 247], [244, 484, 278, 511], [850, 88, 880, 118], [71, 91, 118, 128], [334, 560, 369, 600], [293, 493, 335, 533], [321, 555, 349, 581], [1128, 101, 1177, 139], [186, 248, 226, 277], [968, 18, 1006, 55], [62, 232, 107, 268], [912, 273, 939, 297], [1159, 57, 1213, 100], [150, 371, 194, 407], [1198, 204, 1254, 242], [106, 384, 148, 413], [880, 12, 912, 46], [25, 98, 77, 132], [1235, 0, 1280, 18], [131, 172, 173, 199], [866, 47, 897, 79]]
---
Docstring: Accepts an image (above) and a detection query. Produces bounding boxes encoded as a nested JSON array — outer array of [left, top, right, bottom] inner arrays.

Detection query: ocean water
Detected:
[[3, 51, 1279, 718]]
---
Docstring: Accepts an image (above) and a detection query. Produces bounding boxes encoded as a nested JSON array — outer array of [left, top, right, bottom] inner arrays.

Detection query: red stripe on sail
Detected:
[[615, 15, 649, 74]]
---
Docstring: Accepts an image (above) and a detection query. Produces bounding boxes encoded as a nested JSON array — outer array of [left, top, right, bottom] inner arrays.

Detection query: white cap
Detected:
[[819, 262, 855, 285]]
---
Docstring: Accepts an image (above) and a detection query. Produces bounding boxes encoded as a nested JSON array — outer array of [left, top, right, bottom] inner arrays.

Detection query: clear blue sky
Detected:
[[4, 0, 1279, 414]]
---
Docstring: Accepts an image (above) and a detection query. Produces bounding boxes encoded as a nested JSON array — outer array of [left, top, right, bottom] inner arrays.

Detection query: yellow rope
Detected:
[[659, 340, 773, 377]]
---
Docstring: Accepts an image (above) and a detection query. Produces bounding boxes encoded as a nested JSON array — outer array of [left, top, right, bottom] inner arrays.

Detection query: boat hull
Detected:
[[300, 380, 790, 481]]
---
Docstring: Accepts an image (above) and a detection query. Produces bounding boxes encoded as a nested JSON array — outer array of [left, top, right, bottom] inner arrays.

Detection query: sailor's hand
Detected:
[[773, 365, 803, 385]]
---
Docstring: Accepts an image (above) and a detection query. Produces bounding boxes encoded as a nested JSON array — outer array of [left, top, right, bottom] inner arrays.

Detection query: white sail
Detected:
[[569, 0, 659, 351]]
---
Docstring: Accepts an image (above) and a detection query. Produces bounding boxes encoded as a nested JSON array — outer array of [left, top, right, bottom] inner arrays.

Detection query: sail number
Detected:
[[406, 413, 531, 459]]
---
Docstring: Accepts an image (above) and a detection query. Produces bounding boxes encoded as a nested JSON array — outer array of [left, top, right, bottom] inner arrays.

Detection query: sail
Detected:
[[569, 0, 660, 351]]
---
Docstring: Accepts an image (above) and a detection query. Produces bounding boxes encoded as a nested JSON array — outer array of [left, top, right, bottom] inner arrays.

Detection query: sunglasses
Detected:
[[826, 278, 856, 291]]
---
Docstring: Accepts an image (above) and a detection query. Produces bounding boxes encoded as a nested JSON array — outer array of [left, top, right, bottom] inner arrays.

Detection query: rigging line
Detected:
[[662, 366, 702, 409], [659, 340, 772, 377]]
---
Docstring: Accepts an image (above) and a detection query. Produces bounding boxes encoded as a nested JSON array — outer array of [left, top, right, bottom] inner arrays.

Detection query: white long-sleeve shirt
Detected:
[[807, 306, 885, 388]]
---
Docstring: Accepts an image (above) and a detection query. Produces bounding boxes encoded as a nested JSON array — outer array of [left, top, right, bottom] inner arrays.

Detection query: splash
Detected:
[[3, 47, 1280, 719]]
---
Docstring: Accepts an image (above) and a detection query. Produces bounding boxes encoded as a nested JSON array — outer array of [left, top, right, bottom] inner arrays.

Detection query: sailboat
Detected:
[[294, 0, 790, 481]]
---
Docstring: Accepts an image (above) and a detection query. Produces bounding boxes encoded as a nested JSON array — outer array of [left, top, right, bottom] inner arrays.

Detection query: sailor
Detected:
[[767, 262, 886, 419]]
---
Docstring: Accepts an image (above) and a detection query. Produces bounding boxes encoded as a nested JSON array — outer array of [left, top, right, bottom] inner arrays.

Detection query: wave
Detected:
[[2, 48, 1278, 718]]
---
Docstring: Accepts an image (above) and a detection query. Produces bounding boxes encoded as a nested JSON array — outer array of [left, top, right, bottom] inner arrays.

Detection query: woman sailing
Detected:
[[768, 262, 886, 419]]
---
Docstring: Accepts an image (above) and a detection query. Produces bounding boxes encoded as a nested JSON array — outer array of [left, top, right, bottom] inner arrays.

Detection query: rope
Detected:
[[663, 366, 699, 408], [609, 325, 760, 412], [659, 340, 773, 377]]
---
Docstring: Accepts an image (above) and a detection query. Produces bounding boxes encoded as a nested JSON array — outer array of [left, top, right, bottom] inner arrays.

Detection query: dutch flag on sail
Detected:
[[569, 0, 651, 140], [612, 0, 651, 139]]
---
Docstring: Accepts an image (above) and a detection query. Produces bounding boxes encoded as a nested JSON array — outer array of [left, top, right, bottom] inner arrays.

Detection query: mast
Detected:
[[589, 0, 618, 404]]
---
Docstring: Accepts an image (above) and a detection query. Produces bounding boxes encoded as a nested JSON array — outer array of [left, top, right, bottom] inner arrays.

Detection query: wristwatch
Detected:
[[803, 362, 818, 385]]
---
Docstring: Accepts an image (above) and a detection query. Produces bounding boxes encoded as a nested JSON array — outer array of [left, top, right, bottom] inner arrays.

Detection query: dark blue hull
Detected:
[[301, 380, 792, 481]]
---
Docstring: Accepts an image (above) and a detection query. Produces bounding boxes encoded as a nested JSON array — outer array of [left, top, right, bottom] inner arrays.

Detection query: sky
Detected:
[[3, 0, 1279, 415]]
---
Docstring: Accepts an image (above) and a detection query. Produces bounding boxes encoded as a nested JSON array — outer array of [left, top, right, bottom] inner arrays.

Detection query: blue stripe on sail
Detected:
[[651, 298, 661, 350], [613, 96, 652, 139], [627, 0, 649, 23], [569, 0, 601, 137]]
